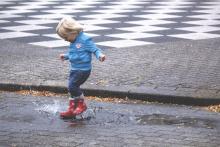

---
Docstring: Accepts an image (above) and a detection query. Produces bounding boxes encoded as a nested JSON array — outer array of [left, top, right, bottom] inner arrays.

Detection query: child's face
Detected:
[[63, 32, 78, 43]]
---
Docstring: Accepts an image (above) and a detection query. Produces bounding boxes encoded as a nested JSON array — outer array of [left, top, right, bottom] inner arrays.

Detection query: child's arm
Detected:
[[99, 54, 106, 62], [59, 53, 69, 61], [85, 39, 106, 62]]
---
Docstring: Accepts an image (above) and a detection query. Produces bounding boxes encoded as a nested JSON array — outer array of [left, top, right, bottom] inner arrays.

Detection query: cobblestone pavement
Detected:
[[0, 92, 220, 147], [0, 38, 220, 103]]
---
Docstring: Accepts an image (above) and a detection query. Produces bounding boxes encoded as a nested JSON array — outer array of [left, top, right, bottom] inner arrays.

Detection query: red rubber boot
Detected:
[[72, 99, 87, 115], [60, 99, 75, 119]]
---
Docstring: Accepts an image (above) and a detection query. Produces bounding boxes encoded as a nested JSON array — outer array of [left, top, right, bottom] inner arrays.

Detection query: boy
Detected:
[[56, 17, 106, 119]]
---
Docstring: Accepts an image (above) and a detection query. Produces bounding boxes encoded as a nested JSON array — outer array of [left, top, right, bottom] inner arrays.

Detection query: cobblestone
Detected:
[[0, 38, 220, 104]]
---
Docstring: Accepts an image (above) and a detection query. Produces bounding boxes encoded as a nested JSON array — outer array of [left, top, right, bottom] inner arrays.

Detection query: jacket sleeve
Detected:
[[64, 53, 69, 60], [85, 39, 103, 59]]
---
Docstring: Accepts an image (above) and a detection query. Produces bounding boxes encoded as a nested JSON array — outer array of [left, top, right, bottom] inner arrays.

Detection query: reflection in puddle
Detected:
[[136, 114, 215, 129]]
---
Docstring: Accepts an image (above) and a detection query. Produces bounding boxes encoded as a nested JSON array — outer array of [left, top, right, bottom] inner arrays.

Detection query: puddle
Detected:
[[32, 100, 215, 129], [34, 100, 98, 120], [136, 114, 215, 129]]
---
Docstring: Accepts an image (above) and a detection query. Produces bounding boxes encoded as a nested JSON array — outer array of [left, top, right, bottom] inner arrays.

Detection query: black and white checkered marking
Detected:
[[0, 0, 220, 49]]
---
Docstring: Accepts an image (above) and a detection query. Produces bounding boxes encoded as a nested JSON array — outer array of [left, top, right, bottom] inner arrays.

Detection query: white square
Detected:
[[97, 40, 153, 48], [43, 33, 99, 39], [29, 40, 69, 48], [93, 9, 135, 14], [154, 1, 196, 5], [114, 5, 143, 9], [183, 20, 220, 26], [29, 14, 72, 19], [2, 25, 51, 31], [8, 5, 48, 10], [0, 20, 9, 23], [0, 32, 38, 39], [126, 20, 175, 26], [15, 19, 58, 25], [21, 1, 58, 5], [64, 1, 102, 5], [79, 19, 119, 25], [201, 2, 220, 5], [134, 14, 181, 19], [0, 9, 36, 14], [0, 1, 14, 5], [176, 26, 220, 33], [54, 5, 94, 9], [42, 9, 83, 14], [83, 25, 109, 32], [192, 9, 220, 14], [168, 33, 220, 40], [110, 1, 149, 5], [143, 9, 186, 14], [0, 14, 22, 19], [117, 25, 169, 33], [43, 34, 61, 39], [107, 33, 162, 39], [148, 5, 191, 9], [82, 14, 127, 19], [196, 5, 218, 9], [188, 14, 220, 20], [102, 5, 143, 9]]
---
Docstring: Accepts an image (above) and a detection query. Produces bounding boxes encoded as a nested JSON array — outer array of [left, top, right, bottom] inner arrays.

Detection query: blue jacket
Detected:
[[64, 32, 103, 71]]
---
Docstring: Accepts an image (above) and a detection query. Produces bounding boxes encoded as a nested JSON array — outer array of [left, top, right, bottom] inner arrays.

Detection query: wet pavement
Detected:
[[0, 92, 219, 147]]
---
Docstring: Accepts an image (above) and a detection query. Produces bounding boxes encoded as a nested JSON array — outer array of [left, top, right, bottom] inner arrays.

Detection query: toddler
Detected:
[[56, 17, 106, 119]]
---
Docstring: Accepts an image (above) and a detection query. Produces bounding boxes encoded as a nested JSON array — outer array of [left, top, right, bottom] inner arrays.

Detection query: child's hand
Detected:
[[59, 54, 65, 61], [99, 54, 106, 62]]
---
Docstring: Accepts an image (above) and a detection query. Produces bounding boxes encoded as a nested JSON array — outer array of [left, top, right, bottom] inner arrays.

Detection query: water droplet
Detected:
[[81, 108, 96, 119], [35, 100, 63, 115]]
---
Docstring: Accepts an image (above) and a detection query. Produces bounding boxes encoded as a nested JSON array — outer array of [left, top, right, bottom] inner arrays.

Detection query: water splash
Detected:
[[35, 100, 63, 115], [81, 108, 96, 119]]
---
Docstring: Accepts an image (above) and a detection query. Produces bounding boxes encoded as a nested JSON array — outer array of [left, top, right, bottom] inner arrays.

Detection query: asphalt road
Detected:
[[0, 91, 219, 147]]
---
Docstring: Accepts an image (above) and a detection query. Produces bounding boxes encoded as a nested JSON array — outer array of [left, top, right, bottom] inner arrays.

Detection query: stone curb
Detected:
[[1, 82, 220, 106]]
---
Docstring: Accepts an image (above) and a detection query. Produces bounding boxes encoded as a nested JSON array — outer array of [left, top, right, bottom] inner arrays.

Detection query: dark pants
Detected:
[[68, 70, 91, 99]]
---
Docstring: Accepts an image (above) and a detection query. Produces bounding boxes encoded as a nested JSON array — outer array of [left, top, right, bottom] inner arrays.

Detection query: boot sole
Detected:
[[60, 115, 76, 119]]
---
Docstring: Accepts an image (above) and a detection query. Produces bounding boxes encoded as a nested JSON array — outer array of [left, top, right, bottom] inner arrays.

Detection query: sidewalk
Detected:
[[0, 38, 220, 105]]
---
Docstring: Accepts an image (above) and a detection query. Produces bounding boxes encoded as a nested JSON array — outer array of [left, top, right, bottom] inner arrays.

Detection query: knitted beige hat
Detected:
[[56, 16, 83, 38]]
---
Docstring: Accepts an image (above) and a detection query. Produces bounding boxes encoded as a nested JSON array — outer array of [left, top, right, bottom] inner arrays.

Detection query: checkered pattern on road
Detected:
[[0, 0, 220, 49]]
